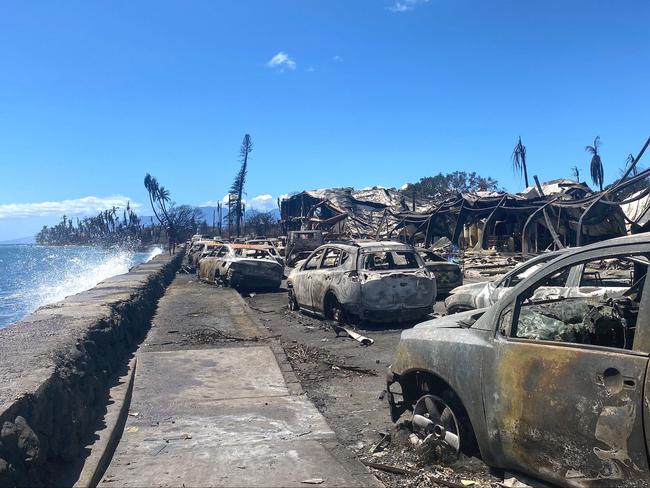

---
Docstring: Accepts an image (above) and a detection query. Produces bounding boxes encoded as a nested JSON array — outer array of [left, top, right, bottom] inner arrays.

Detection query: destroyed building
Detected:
[[280, 176, 650, 253]]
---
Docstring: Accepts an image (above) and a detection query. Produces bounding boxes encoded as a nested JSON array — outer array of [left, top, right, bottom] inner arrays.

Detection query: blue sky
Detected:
[[1, 0, 649, 239]]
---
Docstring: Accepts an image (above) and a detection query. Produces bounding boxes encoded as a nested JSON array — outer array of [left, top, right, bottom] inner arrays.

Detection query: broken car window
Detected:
[[512, 254, 647, 350], [362, 251, 420, 271], [321, 248, 341, 269], [304, 248, 325, 270], [419, 251, 446, 263], [234, 249, 273, 259]]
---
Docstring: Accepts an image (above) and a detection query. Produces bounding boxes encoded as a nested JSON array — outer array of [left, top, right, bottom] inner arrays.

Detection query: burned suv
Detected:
[[287, 241, 436, 323], [387, 234, 650, 487], [198, 244, 283, 290]]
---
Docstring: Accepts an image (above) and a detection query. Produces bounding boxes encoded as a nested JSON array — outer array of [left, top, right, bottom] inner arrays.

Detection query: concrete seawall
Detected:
[[0, 251, 183, 487]]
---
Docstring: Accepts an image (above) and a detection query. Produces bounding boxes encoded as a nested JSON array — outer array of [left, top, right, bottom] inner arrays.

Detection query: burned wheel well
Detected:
[[399, 369, 480, 455], [323, 291, 339, 316]]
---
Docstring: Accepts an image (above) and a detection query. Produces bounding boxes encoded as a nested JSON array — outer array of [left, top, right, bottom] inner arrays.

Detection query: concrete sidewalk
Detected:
[[98, 275, 380, 487]]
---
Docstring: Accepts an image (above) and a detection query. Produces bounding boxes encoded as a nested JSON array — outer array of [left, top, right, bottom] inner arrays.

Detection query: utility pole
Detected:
[[227, 195, 232, 239]]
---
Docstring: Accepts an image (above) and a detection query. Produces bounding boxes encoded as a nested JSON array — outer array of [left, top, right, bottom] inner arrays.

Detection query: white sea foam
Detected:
[[0, 245, 165, 328], [38, 246, 164, 306]]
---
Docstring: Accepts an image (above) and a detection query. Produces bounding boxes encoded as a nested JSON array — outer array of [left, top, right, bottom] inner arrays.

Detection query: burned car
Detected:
[[287, 241, 436, 323], [246, 239, 285, 266], [198, 244, 283, 290], [286, 230, 324, 267], [417, 249, 463, 296], [386, 234, 650, 487], [444, 250, 566, 314], [188, 240, 222, 267]]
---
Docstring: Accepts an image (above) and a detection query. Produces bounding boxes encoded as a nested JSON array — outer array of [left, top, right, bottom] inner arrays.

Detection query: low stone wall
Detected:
[[0, 250, 183, 487]]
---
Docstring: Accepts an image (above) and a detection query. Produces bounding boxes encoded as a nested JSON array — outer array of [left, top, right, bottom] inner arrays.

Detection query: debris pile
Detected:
[[280, 164, 650, 253], [357, 421, 500, 488]]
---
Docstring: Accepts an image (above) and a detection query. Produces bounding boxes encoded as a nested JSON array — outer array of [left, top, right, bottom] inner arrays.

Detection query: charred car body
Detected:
[[188, 240, 223, 267], [417, 249, 463, 296], [287, 241, 436, 323], [246, 238, 285, 266], [198, 244, 283, 290], [386, 234, 650, 487]]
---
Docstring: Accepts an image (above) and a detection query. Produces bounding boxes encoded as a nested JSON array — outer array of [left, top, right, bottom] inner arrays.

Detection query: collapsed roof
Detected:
[[280, 178, 646, 252]]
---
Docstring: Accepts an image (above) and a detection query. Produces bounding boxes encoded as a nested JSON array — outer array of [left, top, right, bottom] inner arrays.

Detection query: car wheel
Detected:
[[412, 394, 461, 453], [326, 295, 346, 329], [411, 391, 476, 455], [288, 288, 299, 311], [225, 268, 234, 288]]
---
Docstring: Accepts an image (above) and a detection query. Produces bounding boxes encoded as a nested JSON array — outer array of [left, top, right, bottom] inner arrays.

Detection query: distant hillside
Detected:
[[139, 206, 280, 227], [197, 206, 280, 224], [0, 235, 36, 245]]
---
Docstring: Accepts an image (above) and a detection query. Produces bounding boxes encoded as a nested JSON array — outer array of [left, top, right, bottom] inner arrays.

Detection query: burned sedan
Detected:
[[198, 244, 283, 290], [287, 241, 436, 323], [386, 234, 650, 487], [444, 250, 566, 314], [417, 249, 463, 296], [188, 240, 222, 267]]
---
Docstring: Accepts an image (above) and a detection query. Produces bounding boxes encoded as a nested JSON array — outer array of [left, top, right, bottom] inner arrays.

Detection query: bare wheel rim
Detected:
[[330, 300, 343, 325], [288, 289, 298, 310], [413, 394, 461, 453]]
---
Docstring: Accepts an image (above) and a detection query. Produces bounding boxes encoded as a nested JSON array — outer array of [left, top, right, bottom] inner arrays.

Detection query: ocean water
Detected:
[[0, 245, 163, 329]]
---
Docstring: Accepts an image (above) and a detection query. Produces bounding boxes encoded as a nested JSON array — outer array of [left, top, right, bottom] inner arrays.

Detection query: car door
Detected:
[[482, 248, 650, 486], [309, 247, 342, 313], [293, 248, 325, 311]]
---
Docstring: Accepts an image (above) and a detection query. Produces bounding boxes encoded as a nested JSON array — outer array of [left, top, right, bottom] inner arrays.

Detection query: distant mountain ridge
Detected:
[[140, 206, 280, 226], [0, 236, 36, 245]]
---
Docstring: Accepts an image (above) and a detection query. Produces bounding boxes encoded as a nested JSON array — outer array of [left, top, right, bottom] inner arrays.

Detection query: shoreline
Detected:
[[0, 249, 183, 485]]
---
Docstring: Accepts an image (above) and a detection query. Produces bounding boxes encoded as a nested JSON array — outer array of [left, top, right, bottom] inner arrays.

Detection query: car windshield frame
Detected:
[[358, 248, 425, 271]]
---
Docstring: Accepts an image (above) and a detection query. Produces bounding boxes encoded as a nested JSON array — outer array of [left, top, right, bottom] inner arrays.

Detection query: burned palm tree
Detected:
[[230, 134, 253, 237], [585, 136, 604, 191], [512, 136, 529, 188], [624, 153, 638, 177], [571, 166, 580, 182]]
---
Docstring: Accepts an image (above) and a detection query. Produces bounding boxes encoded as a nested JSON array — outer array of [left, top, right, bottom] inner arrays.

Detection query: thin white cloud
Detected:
[[0, 195, 142, 219], [266, 52, 296, 71], [332, 55, 343, 63], [249, 194, 277, 212], [388, 0, 429, 12]]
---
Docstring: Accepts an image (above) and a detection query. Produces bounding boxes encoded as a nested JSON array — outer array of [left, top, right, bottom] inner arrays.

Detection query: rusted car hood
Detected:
[[412, 308, 488, 331]]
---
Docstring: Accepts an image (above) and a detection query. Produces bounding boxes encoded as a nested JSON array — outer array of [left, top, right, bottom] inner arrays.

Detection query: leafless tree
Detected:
[[571, 166, 580, 182]]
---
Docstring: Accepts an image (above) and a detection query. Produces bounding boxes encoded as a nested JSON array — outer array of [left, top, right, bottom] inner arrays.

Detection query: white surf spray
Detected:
[[0, 245, 166, 328]]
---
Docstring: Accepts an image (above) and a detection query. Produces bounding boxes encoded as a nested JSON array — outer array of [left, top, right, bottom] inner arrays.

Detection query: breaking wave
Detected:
[[0, 245, 164, 329]]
